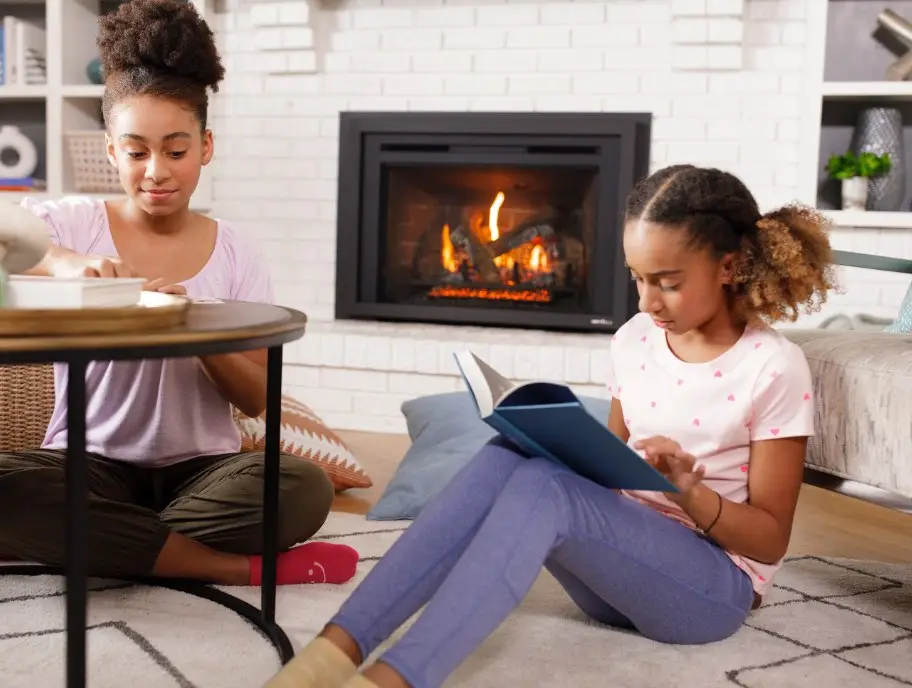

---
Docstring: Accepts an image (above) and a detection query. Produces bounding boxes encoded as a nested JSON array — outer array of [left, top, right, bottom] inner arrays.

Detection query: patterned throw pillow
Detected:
[[232, 394, 372, 491]]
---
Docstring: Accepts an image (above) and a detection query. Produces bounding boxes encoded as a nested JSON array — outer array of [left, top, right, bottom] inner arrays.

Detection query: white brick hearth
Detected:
[[209, 0, 912, 433], [282, 319, 612, 433]]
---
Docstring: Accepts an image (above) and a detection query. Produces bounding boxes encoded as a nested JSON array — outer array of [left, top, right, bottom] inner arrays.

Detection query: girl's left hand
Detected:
[[634, 435, 705, 502]]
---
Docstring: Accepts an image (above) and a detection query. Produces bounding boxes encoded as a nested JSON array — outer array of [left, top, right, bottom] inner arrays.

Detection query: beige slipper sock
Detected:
[[262, 637, 357, 688], [341, 674, 380, 687]]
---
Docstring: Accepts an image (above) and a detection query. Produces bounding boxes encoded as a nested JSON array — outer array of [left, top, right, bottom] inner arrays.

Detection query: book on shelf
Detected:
[[453, 350, 678, 493], [0, 177, 46, 192], [3, 276, 146, 309], [0, 15, 47, 86]]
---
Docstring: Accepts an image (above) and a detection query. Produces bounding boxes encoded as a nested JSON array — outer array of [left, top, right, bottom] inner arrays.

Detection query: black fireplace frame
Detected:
[[334, 111, 651, 333]]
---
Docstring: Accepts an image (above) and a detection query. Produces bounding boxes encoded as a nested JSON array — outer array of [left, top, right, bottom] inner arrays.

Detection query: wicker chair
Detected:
[[0, 364, 55, 453]]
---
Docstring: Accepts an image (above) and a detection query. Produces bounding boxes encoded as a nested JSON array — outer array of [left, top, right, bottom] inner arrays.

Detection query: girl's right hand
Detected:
[[634, 435, 706, 501], [82, 255, 137, 278], [142, 278, 187, 296]]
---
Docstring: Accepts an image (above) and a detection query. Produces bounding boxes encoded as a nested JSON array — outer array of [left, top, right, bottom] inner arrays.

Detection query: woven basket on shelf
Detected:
[[0, 364, 55, 452], [65, 130, 122, 194]]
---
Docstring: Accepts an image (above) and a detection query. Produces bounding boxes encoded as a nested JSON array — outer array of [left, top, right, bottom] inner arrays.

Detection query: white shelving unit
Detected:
[[801, 1, 912, 231], [0, 0, 212, 211], [821, 81, 912, 100]]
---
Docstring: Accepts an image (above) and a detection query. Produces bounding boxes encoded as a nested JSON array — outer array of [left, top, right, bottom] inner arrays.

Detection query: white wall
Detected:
[[207, 0, 912, 433]]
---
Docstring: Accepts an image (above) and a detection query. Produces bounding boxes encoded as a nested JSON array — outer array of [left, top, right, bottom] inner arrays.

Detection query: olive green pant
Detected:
[[0, 449, 335, 578]]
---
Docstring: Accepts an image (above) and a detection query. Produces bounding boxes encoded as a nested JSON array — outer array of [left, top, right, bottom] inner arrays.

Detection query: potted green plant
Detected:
[[826, 151, 893, 211]]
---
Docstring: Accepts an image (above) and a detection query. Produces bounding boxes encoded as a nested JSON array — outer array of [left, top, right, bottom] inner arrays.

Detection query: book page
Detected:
[[472, 353, 516, 407], [453, 350, 515, 417]]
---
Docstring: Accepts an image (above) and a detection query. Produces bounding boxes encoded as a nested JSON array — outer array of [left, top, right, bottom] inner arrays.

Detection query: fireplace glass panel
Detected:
[[379, 164, 599, 314]]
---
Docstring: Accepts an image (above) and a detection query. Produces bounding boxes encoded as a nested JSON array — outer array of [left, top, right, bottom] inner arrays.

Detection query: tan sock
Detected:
[[262, 637, 357, 688], [342, 674, 380, 688]]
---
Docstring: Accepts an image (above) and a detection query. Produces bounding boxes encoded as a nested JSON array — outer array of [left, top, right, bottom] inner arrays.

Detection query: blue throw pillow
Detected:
[[885, 280, 912, 333], [367, 391, 612, 521]]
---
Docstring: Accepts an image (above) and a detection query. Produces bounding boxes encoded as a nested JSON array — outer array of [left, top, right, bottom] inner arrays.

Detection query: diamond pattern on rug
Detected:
[[839, 587, 912, 631], [750, 599, 905, 650], [738, 556, 912, 687], [731, 653, 909, 688], [770, 557, 900, 599], [762, 585, 806, 606], [0, 622, 191, 688], [839, 637, 912, 683]]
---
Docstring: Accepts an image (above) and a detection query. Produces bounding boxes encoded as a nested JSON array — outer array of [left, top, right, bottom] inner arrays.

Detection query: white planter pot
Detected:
[[841, 177, 869, 211]]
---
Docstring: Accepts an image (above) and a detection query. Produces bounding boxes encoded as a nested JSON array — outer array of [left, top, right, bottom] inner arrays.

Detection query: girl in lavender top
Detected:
[[266, 166, 837, 688], [0, 0, 358, 588]]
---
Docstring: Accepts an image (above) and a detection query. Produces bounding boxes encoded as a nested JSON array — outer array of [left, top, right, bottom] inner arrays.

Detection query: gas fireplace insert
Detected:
[[334, 111, 651, 333]]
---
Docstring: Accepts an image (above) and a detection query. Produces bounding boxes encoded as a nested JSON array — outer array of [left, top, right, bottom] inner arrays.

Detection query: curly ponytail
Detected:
[[625, 165, 837, 325], [736, 204, 837, 323]]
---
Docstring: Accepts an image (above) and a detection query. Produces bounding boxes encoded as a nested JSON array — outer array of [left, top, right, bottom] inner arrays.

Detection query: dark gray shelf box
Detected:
[[817, 99, 912, 211]]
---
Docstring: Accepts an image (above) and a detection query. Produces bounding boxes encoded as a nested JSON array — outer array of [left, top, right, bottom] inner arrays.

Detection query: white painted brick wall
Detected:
[[209, 0, 912, 434]]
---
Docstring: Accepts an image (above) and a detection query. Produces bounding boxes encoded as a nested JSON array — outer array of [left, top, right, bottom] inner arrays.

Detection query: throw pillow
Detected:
[[233, 394, 372, 492], [367, 391, 612, 521], [885, 280, 912, 333]]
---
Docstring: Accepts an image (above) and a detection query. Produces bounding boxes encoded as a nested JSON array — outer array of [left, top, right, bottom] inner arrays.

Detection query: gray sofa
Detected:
[[785, 250, 912, 508], [785, 328, 912, 503]]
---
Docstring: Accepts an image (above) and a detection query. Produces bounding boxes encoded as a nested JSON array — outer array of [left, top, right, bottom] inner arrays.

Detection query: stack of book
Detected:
[[2, 276, 146, 309], [0, 177, 46, 193]]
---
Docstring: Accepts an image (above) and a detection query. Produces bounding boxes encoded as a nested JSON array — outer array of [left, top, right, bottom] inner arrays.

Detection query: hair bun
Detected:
[[97, 0, 225, 92]]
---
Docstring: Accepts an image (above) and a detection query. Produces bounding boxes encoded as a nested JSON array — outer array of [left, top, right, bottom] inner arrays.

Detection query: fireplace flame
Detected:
[[441, 223, 457, 273], [529, 244, 548, 272], [489, 191, 504, 242]]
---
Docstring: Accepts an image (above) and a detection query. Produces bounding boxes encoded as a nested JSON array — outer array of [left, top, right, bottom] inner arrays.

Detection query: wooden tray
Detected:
[[0, 291, 190, 336]]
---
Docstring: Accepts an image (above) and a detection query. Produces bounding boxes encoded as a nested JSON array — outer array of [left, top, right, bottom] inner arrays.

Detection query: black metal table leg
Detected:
[[65, 358, 88, 688], [262, 345, 282, 631]]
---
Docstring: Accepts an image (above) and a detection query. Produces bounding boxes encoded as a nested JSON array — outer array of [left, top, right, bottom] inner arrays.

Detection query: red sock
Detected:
[[248, 542, 359, 586]]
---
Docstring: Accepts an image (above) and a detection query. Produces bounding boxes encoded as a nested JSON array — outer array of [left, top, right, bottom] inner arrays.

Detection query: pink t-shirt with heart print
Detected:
[[606, 312, 815, 597]]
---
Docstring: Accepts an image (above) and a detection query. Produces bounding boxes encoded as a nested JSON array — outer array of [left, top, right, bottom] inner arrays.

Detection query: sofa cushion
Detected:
[[785, 329, 912, 499], [233, 394, 372, 492], [368, 391, 611, 521]]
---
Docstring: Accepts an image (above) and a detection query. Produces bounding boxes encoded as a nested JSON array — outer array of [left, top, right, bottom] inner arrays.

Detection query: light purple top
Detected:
[[21, 197, 275, 467]]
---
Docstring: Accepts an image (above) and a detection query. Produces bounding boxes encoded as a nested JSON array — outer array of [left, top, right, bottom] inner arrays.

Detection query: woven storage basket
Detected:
[[65, 130, 121, 193], [0, 364, 55, 452]]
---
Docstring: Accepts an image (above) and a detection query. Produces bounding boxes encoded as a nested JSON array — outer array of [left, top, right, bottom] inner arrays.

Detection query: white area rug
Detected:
[[1, 512, 910, 687]]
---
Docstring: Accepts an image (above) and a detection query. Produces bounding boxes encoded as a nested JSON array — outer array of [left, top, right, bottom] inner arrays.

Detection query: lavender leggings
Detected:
[[330, 439, 754, 688]]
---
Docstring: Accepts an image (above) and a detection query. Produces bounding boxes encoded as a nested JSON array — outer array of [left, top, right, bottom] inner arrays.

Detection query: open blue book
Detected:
[[453, 350, 678, 493]]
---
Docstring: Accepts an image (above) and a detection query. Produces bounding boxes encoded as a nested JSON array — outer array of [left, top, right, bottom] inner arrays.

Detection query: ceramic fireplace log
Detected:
[[487, 219, 557, 258], [878, 9, 912, 80], [451, 224, 499, 281]]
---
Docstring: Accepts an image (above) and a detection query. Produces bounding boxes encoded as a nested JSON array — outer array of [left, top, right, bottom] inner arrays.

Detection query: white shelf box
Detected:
[[823, 210, 912, 229]]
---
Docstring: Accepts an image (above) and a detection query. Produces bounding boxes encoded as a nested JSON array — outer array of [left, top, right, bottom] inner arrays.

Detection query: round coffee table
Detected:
[[0, 299, 308, 688]]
